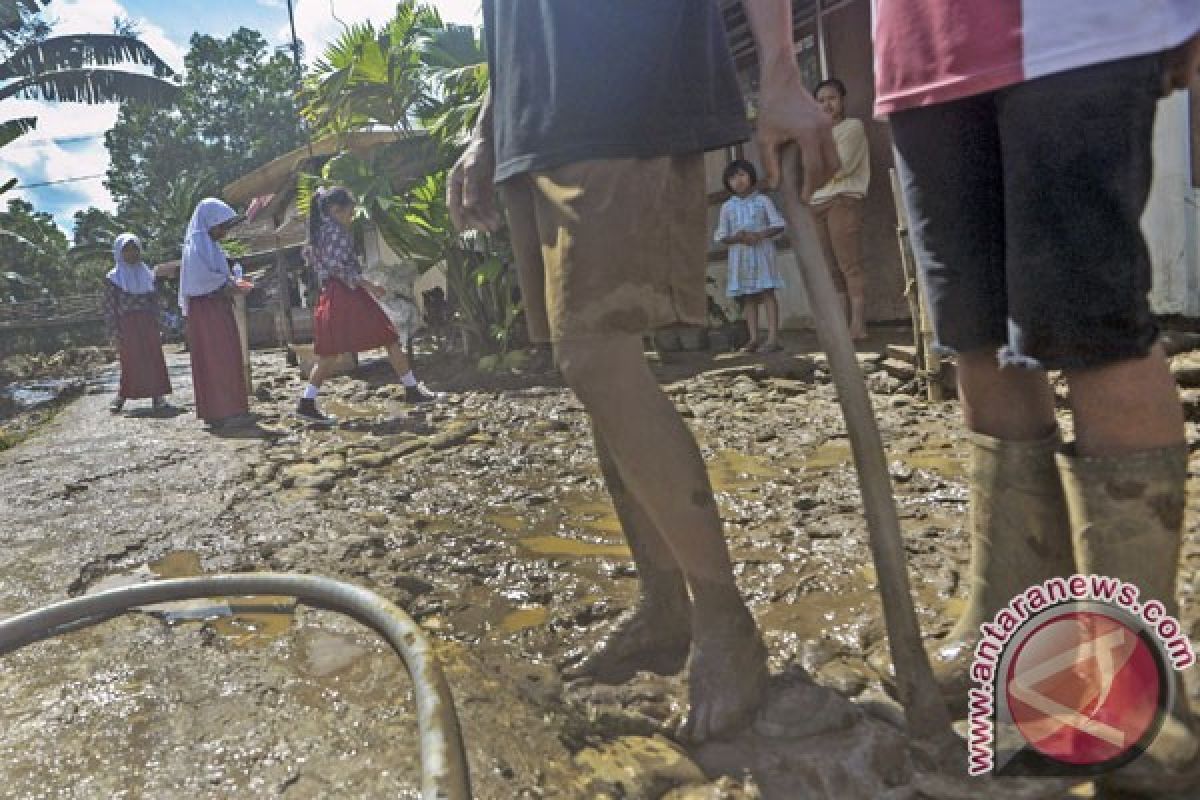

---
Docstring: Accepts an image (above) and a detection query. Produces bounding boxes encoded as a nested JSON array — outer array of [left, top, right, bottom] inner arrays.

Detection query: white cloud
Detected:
[[0, 100, 122, 229], [431, 0, 483, 26], [48, 0, 186, 72], [0, 0, 186, 231], [3, 0, 485, 233], [285, 0, 481, 63]]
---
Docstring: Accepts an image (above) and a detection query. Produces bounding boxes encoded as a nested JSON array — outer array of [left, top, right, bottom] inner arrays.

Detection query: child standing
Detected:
[[714, 160, 786, 352], [179, 197, 253, 429], [296, 186, 439, 422], [104, 233, 171, 412]]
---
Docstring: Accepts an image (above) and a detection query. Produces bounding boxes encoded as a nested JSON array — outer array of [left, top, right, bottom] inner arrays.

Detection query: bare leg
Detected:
[[564, 425, 692, 682], [848, 294, 868, 341], [741, 296, 760, 351], [957, 349, 1056, 440], [835, 291, 850, 327], [1064, 344, 1184, 455], [762, 290, 780, 348], [307, 355, 339, 389], [555, 334, 766, 741], [384, 340, 412, 379]]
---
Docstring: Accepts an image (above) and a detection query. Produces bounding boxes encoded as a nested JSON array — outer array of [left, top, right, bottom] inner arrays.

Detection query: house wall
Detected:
[[706, 0, 909, 332], [1146, 91, 1200, 317]]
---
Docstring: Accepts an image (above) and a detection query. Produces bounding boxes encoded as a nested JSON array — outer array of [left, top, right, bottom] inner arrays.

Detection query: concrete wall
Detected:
[[1146, 91, 1200, 318]]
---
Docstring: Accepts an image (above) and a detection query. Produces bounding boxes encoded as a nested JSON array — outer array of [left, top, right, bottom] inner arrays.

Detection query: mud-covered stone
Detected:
[[571, 735, 708, 799]]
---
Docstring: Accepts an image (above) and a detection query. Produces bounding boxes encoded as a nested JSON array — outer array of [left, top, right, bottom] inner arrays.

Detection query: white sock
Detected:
[[302, 383, 319, 400], [400, 371, 417, 387]]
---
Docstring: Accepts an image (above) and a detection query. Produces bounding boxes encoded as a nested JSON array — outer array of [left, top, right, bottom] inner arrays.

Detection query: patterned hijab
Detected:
[[107, 232, 155, 295]]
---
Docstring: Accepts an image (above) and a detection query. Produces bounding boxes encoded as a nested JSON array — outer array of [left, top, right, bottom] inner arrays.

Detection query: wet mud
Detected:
[[0, 342, 1197, 798]]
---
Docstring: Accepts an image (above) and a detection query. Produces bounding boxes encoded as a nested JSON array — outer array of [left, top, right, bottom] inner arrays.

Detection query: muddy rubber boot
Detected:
[[930, 429, 1076, 718], [1057, 444, 1200, 794]]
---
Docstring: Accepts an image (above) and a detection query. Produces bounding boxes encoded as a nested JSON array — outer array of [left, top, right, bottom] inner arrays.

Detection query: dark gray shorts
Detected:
[[890, 53, 1165, 371]]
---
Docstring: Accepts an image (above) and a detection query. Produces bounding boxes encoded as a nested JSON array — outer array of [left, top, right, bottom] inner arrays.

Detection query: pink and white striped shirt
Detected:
[[872, 1, 1200, 116]]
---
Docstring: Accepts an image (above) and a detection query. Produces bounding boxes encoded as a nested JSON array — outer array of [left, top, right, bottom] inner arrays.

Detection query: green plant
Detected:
[[296, 3, 524, 363]]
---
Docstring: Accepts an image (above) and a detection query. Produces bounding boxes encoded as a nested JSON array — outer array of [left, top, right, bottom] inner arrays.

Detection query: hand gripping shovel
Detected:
[[777, 146, 959, 762]]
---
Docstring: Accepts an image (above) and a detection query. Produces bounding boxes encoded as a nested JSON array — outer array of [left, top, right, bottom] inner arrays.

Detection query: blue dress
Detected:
[[714, 192, 786, 297]]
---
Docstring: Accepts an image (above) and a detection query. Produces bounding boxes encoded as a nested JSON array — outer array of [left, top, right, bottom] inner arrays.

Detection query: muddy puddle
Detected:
[[83, 550, 298, 646], [2, 378, 82, 410]]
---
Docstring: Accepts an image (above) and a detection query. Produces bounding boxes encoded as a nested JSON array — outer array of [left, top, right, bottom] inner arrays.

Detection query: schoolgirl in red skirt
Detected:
[[104, 233, 171, 412], [296, 186, 439, 422], [179, 198, 254, 428]]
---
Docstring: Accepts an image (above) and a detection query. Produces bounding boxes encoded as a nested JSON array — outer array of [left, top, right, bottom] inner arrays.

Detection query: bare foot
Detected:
[[679, 615, 768, 742], [563, 603, 691, 684]]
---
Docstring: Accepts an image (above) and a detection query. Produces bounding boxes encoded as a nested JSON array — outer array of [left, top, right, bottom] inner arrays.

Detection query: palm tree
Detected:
[[298, 2, 441, 136], [0, 0, 179, 255], [416, 23, 488, 148], [298, 3, 525, 362], [1, 1, 179, 186]]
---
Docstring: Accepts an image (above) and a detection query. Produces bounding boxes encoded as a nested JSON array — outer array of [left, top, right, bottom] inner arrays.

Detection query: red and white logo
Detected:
[[1004, 609, 1163, 768]]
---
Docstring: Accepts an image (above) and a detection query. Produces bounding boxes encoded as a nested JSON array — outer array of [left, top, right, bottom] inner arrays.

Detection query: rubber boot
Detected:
[[930, 429, 1076, 718], [1057, 444, 1200, 794]]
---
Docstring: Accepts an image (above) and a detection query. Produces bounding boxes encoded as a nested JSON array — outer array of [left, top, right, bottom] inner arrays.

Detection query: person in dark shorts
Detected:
[[875, 0, 1200, 790], [449, 0, 838, 741]]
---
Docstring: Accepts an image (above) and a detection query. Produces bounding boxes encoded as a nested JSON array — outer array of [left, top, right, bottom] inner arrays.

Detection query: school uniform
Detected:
[[310, 214, 398, 356], [104, 233, 171, 400], [179, 198, 248, 423]]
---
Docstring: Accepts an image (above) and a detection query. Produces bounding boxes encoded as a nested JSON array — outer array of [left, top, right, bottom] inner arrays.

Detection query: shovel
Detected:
[[777, 146, 958, 759]]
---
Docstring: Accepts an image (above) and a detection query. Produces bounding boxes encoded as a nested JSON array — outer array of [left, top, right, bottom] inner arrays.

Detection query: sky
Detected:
[[0, 0, 483, 234]]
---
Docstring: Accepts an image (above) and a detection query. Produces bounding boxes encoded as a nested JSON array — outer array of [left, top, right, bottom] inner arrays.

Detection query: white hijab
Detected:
[[179, 197, 238, 314], [106, 232, 155, 295]]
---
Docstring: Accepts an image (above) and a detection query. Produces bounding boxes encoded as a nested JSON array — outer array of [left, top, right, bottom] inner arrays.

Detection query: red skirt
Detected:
[[313, 279, 398, 357], [186, 291, 247, 422], [117, 310, 171, 399]]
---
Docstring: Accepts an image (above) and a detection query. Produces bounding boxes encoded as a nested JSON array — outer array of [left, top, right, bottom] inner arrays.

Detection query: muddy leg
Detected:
[[555, 335, 766, 742], [563, 426, 692, 683]]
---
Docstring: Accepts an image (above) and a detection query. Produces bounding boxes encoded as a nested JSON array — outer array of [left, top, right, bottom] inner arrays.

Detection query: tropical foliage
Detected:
[[0, 0, 179, 285], [0, 1, 179, 195], [0, 198, 71, 295], [299, 2, 521, 365], [105, 28, 306, 221], [44, 28, 306, 297]]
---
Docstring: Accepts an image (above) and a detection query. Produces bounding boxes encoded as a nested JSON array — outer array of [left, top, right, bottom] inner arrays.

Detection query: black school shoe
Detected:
[[296, 397, 333, 423], [404, 382, 442, 405]]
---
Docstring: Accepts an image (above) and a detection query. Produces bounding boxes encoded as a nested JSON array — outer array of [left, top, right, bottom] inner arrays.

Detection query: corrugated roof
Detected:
[[222, 130, 426, 207], [720, 0, 821, 68]]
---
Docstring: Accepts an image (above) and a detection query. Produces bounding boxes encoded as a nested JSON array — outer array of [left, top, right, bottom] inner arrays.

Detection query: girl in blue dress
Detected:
[[714, 160, 786, 352]]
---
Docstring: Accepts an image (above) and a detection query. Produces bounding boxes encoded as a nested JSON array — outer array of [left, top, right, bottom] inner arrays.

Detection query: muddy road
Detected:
[[1, 340, 1197, 798]]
